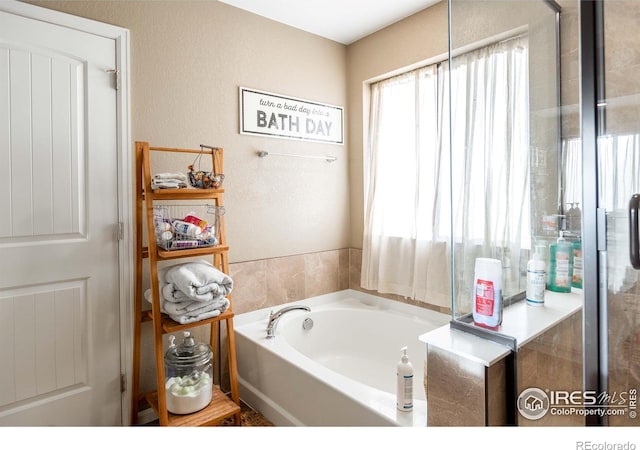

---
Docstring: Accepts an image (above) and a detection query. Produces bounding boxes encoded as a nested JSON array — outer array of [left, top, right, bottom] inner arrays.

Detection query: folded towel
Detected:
[[164, 261, 233, 302], [144, 288, 230, 324], [169, 308, 227, 325], [163, 296, 229, 317], [154, 172, 188, 182], [151, 179, 187, 189], [162, 282, 224, 303]]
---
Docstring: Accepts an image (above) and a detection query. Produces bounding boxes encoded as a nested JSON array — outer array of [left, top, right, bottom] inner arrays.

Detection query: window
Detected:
[[364, 63, 449, 242], [361, 36, 529, 307]]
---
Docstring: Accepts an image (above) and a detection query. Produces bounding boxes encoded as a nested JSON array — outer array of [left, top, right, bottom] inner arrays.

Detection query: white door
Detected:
[[0, 8, 122, 425]]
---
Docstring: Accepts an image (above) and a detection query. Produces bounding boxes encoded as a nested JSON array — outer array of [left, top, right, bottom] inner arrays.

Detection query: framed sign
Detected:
[[239, 87, 344, 145]]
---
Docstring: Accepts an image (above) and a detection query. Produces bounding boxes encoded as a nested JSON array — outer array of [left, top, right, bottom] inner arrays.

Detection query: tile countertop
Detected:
[[419, 289, 583, 367]]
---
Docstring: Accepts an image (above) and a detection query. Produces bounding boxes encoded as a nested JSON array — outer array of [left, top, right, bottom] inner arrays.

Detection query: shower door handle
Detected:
[[630, 194, 640, 269]]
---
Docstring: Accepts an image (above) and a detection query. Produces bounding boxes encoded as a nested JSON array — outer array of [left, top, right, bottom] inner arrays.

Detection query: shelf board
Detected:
[[143, 309, 235, 333], [148, 188, 224, 200], [141, 245, 229, 259], [156, 245, 229, 260], [145, 385, 240, 426]]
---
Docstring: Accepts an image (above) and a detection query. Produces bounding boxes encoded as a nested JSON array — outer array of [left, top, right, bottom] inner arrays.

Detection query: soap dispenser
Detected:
[[566, 203, 576, 233], [567, 202, 583, 235], [396, 347, 413, 412], [547, 231, 573, 293]]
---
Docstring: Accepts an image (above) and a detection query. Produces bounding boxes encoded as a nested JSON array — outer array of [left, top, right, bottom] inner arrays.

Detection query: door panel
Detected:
[[1, 45, 84, 240], [0, 282, 85, 406], [601, 1, 640, 427], [0, 9, 121, 425]]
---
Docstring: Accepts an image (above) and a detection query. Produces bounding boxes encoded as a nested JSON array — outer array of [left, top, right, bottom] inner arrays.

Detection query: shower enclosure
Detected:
[[581, 0, 640, 426], [448, 0, 640, 426], [448, 0, 561, 319]]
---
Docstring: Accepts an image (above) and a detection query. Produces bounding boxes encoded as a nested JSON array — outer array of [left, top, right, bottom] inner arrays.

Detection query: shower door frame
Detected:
[[580, 0, 607, 427]]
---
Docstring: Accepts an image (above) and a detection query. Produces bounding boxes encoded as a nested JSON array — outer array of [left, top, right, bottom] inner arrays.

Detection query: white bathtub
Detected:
[[234, 289, 450, 426]]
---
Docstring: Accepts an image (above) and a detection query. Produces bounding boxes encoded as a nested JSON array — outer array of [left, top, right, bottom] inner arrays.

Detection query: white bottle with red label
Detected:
[[472, 258, 503, 330]]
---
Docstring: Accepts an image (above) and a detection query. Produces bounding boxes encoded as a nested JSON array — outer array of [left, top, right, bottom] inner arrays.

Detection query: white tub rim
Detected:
[[234, 289, 451, 426]]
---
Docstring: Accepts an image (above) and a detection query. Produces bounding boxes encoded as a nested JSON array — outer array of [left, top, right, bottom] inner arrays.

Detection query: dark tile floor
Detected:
[[143, 401, 274, 426], [220, 402, 273, 426]]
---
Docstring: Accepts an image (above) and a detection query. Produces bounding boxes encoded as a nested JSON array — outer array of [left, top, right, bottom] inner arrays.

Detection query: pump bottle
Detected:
[[396, 347, 413, 412], [526, 245, 546, 306], [548, 231, 573, 293]]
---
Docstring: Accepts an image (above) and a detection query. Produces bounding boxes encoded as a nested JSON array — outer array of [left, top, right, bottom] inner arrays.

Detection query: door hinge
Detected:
[[120, 373, 126, 393], [106, 68, 120, 91], [117, 222, 124, 241], [597, 208, 607, 251]]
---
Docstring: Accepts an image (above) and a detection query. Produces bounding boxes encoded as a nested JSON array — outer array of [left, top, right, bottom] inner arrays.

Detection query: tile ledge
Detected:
[[420, 289, 583, 366]]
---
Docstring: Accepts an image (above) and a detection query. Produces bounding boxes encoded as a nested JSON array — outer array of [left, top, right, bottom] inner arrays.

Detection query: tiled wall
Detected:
[[426, 346, 507, 426], [229, 247, 452, 316], [229, 249, 350, 314], [517, 311, 583, 426], [608, 284, 640, 426], [426, 310, 582, 426]]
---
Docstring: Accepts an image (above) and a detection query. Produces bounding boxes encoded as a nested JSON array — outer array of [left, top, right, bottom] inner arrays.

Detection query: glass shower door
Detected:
[[597, 0, 640, 426]]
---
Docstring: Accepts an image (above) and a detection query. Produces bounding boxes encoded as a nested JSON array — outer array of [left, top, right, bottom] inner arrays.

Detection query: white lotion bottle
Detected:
[[526, 245, 547, 306], [396, 346, 413, 412]]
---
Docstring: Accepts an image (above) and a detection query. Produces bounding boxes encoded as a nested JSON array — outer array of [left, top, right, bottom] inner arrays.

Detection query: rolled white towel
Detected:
[[144, 289, 230, 321], [162, 283, 192, 302], [164, 261, 233, 301]]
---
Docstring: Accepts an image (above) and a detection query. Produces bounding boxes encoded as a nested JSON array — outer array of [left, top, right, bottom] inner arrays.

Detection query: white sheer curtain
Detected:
[[361, 64, 451, 308], [563, 137, 582, 206], [564, 134, 640, 293], [362, 36, 529, 311], [565, 133, 640, 211], [597, 134, 640, 210], [451, 36, 530, 309], [598, 134, 640, 293]]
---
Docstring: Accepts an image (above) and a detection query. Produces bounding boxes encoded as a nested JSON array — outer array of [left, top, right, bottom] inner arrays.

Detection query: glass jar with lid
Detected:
[[164, 331, 213, 414]]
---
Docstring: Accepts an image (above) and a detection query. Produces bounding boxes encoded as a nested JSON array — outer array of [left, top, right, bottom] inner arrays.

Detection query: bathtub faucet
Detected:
[[266, 305, 311, 338]]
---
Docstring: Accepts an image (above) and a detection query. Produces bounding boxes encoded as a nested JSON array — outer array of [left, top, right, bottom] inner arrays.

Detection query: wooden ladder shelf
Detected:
[[131, 141, 241, 426]]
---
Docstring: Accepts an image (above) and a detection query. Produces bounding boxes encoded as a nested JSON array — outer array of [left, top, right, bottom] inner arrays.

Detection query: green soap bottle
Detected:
[[547, 231, 573, 293], [571, 237, 583, 289]]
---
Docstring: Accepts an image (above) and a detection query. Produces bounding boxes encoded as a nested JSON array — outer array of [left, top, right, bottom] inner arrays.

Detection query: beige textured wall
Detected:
[[346, 1, 449, 248], [27, 0, 453, 266], [26, 0, 349, 263], [22, 0, 350, 400]]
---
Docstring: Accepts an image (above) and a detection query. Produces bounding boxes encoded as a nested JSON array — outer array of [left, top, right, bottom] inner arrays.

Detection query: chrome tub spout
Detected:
[[266, 305, 311, 338]]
